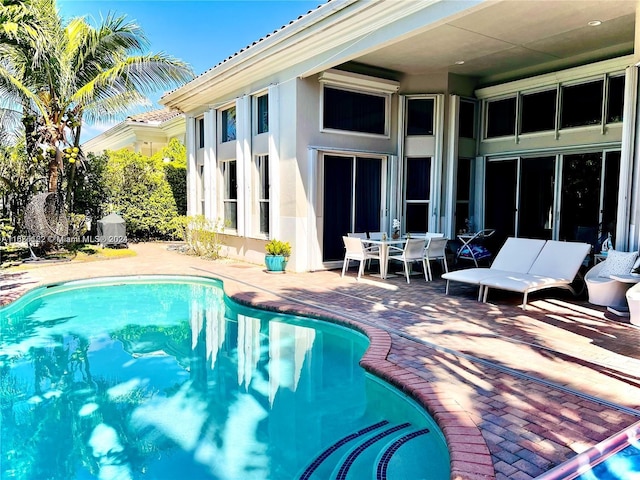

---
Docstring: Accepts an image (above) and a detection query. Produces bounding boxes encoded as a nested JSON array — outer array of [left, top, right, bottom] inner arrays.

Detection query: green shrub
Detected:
[[184, 215, 225, 259], [102, 149, 178, 239], [265, 239, 291, 257]]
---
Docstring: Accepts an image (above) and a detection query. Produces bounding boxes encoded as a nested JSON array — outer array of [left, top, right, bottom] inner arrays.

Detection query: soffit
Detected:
[[352, 0, 635, 84]]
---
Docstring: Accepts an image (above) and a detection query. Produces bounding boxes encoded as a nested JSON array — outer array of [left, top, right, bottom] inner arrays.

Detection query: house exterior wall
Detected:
[[163, 0, 640, 272]]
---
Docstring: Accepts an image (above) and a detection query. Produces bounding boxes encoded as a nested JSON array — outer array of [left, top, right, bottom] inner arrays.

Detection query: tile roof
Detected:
[[162, 1, 330, 99], [127, 108, 182, 124]]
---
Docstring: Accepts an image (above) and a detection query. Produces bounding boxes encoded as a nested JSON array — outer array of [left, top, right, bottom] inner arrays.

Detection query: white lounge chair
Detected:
[[442, 237, 547, 300], [480, 240, 591, 309], [585, 258, 637, 307]]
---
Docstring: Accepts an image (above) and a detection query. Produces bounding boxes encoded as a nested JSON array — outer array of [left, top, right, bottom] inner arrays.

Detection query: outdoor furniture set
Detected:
[[341, 233, 449, 283], [344, 231, 640, 318], [442, 237, 591, 309]]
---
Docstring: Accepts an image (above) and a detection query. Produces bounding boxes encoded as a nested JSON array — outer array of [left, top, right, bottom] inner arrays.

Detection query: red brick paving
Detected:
[[2, 242, 640, 480]]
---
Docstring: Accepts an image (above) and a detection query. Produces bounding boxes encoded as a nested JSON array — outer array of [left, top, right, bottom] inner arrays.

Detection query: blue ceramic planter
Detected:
[[265, 255, 287, 272]]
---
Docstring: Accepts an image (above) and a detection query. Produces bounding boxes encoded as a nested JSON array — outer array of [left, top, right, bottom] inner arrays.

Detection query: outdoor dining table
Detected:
[[362, 237, 406, 279]]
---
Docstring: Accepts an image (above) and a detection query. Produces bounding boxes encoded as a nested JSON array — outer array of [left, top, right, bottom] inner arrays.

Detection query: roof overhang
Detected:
[[161, 0, 637, 113]]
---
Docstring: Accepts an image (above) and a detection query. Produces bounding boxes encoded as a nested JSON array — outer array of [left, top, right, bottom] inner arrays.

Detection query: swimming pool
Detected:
[[0, 276, 450, 480], [537, 419, 640, 480]]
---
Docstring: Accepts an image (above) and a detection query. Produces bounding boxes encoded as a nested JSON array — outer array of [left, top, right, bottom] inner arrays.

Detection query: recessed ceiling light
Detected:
[[455, 60, 465, 65], [588, 20, 602, 26]]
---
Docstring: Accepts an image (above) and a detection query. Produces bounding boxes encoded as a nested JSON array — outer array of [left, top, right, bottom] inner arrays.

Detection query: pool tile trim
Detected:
[[376, 427, 431, 480], [299, 420, 390, 480]]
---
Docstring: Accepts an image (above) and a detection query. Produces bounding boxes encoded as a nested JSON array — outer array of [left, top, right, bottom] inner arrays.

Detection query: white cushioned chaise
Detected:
[[480, 240, 591, 308], [442, 237, 547, 301]]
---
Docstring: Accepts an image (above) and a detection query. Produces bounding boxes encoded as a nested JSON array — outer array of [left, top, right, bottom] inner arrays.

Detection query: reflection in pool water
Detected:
[[0, 276, 449, 479]]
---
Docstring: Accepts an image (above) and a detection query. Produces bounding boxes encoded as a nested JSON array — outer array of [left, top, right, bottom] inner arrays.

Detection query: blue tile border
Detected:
[[335, 423, 411, 480], [376, 428, 431, 480], [299, 420, 389, 480]]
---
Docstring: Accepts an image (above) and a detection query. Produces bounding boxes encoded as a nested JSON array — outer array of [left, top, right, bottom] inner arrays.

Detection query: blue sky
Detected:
[[57, 0, 321, 139]]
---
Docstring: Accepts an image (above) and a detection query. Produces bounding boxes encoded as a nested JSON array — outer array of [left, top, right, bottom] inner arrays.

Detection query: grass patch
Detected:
[[1, 243, 136, 268]]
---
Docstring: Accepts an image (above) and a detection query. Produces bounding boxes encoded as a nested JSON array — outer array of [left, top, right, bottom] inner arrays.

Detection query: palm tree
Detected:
[[0, 0, 194, 198]]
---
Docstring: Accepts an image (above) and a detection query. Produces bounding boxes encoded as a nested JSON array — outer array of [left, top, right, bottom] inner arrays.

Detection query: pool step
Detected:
[[374, 427, 434, 480], [331, 422, 412, 480], [298, 420, 390, 480], [299, 421, 440, 480]]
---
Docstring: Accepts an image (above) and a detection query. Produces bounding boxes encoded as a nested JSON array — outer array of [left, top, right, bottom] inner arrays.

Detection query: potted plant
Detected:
[[265, 239, 291, 273]]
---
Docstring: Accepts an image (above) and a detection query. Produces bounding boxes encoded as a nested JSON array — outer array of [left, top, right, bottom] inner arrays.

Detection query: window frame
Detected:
[[197, 117, 205, 149], [559, 77, 605, 130], [254, 92, 269, 135], [221, 159, 238, 230], [219, 105, 237, 143], [320, 85, 391, 137], [255, 154, 270, 236], [318, 70, 398, 139], [484, 95, 517, 139]]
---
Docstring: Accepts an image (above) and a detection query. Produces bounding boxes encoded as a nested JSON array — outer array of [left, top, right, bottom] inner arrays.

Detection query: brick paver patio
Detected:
[[2, 242, 640, 480]]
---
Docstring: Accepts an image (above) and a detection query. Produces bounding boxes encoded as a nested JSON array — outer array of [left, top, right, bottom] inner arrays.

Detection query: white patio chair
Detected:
[[387, 238, 426, 284], [423, 237, 449, 281], [341, 236, 380, 280]]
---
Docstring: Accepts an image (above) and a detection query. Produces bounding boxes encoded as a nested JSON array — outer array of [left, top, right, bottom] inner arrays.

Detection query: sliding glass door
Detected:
[[322, 154, 384, 262], [559, 151, 620, 246], [485, 151, 620, 247]]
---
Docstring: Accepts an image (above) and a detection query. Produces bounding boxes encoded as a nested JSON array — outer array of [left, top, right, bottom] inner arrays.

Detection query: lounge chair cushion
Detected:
[[442, 237, 547, 286], [480, 273, 569, 294], [597, 250, 638, 278], [480, 240, 591, 306]]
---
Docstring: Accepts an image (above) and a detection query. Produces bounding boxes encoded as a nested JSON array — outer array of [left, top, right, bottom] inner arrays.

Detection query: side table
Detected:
[[607, 274, 640, 316]]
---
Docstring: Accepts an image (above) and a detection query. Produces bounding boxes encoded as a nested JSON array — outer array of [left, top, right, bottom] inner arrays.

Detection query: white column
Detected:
[[185, 116, 198, 216], [444, 95, 460, 238], [432, 94, 445, 233], [203, 109, 217, 220], [622, 66, 640, 251], [268, 84, 281, 239], [307, 148, 319, 270], [236, 96, 251, 237]]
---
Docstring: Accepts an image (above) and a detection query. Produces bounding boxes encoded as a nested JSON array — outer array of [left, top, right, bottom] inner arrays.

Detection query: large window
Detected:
[[520, 89, 557, 134], [484, 151, 620, 247], [455, 158, 473, 233], [197, 118, 205, 149], [221, 107, 237, 142], [607, 75, 624, 123], [561, 80, 603, 128], [459, 100, 475, 139], [257, 155, 269, 235], [323, 86, 386, 135], [405, 157, 431, 232], [222, 160, 237, 229], [486, 97, 516, 138], [256, 94, 268, 134], [481, 68, 626, 139], [406, 98, 434, 135]]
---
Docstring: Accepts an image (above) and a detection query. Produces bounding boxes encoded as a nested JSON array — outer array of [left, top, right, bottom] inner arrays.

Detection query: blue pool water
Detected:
[[576, 442, 640, 479], [0, 276, 450, 480]]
